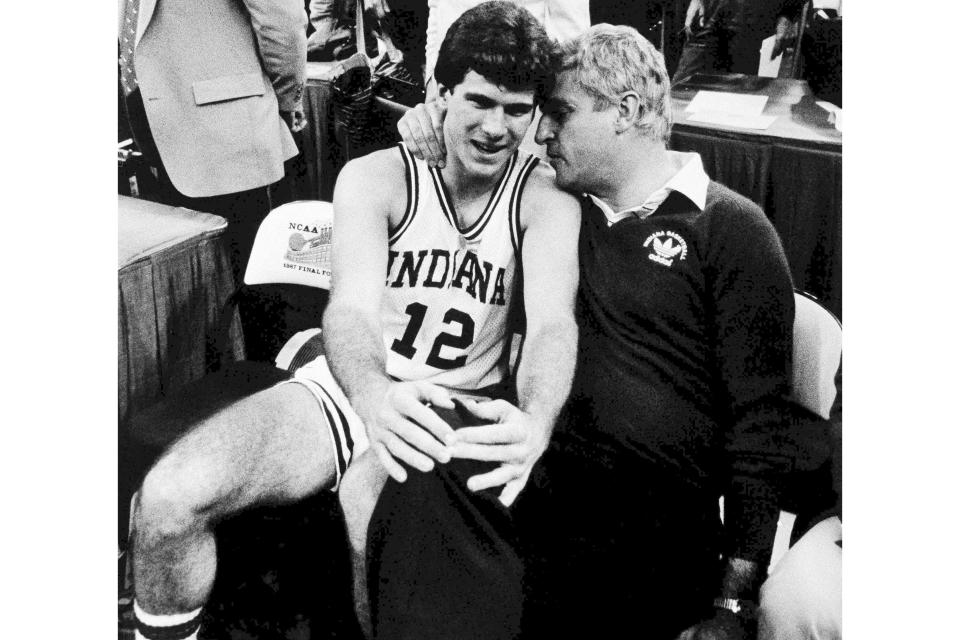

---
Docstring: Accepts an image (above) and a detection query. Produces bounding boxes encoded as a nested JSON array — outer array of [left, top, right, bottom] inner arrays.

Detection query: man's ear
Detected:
[[437, 83, 452, 105], [615, 91, 642, 133]]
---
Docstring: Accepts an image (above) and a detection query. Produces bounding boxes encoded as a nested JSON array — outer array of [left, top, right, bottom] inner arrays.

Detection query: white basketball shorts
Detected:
[[278, 354, 370, 491]]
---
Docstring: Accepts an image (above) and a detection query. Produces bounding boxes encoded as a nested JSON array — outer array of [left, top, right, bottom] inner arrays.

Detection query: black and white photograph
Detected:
[[114, 1, 846, 638], [13, 1, 959, 639]]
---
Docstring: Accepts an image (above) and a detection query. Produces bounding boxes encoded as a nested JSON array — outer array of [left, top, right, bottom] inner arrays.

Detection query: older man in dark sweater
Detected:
[[515, 24, 830, 640]]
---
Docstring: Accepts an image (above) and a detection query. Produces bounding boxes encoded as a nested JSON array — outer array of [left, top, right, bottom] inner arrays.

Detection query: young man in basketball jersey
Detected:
[[327, 4, 580, 637], [127, 4, 579, 640]]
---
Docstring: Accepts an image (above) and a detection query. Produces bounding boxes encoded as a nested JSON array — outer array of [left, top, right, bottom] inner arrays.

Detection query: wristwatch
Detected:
[[713, 597, 758, 620]]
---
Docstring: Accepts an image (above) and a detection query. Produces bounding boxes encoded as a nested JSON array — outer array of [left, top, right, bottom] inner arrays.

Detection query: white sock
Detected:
[[133, 600, 203, 640]]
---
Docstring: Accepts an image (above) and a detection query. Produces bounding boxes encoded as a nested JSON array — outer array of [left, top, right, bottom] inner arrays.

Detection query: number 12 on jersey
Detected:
[[391, 302, 475, 370]]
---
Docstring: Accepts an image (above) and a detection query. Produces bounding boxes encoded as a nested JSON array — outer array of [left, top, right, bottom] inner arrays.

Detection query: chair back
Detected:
[[790, 290, 842, 419], [245, 200, 335, 290], [210, 200, 334, 365]]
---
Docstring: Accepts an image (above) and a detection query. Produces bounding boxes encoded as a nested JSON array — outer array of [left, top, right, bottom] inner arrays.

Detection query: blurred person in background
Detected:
[[672, 0, 807, 84], [118, 0, 306, 281], [307, 0, 380, 61]]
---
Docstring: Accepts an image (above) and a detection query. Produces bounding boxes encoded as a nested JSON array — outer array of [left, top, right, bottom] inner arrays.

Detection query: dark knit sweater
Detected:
[[557, 180, 805, 563]]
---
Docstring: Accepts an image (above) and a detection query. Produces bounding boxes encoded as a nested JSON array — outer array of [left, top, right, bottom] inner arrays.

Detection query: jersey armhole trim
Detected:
[[389, 144, 419, 245], [509, 155, 539, 255]]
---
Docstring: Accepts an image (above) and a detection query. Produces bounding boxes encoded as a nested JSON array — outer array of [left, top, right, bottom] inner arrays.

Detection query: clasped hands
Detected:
[[360, 380, 549, 506]]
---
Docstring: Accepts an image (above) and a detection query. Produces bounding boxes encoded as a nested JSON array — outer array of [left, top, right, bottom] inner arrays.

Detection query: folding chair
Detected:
[[789, 290, 842, 420], [768, 289, 842, 569]]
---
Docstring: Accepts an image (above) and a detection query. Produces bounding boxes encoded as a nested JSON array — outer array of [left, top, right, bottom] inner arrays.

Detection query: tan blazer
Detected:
[[119, 0, 307, 197]]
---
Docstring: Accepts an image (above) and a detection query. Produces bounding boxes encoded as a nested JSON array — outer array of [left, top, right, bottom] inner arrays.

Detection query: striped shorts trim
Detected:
[[277, 355, 369, 491]]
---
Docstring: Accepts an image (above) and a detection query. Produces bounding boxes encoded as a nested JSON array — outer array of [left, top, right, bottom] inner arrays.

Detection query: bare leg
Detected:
[[338, 450, 390, 638], [132, 383, 337, 615]]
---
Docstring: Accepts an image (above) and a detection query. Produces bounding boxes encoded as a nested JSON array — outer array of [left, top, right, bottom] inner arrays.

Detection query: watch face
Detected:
[[713, 598, 758, 620]]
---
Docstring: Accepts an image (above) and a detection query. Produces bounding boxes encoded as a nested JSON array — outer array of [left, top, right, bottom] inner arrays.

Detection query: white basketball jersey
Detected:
[[382, 144, 539, 391]]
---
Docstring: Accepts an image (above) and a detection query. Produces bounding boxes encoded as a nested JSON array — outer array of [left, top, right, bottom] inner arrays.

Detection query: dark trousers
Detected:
[[122, 89, 283, 361], [514, 441, 723, 639], [366, 399, 523, 640], [367, 425, 725, 640]]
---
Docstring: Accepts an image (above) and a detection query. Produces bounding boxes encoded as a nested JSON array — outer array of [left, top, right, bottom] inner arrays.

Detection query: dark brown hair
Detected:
[[434, 1, 557, 104]]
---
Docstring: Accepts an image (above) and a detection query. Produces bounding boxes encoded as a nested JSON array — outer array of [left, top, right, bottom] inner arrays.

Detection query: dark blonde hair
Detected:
[[559, 24, 672, 142]]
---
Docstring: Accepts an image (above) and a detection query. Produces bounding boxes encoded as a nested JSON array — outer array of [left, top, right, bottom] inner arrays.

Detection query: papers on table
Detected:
[[686, 110, 777, 130], [684, 90, 776, 131], [685, 90, 768, 116]]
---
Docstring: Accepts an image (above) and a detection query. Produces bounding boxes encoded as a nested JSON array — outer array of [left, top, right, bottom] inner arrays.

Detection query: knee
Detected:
[[134, 455, 215, 543]]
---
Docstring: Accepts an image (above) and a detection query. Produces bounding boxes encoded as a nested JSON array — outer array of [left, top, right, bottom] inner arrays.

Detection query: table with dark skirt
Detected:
[[670, 74, 842, 318]]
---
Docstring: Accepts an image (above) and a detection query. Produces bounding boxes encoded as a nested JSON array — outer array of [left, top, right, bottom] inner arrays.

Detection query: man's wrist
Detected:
[[349, 379, 392, 425], [719, 556, 763, 595], [280, 95, 304, 113], [712, 597, 758, 621], [517, 405, 553, 440]]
